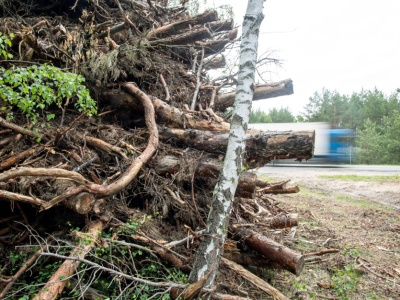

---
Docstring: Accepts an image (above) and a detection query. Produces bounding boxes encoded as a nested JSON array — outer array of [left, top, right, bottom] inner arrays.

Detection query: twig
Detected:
[[103, 238, 158, 259], [190, 47, 205, 110], [75, 133, 129, 160], [55, 110, 88, 146], [303, 249, 339, 257], [159, 74, 171, 101], [0, 117, 49, 143], [0, 146, 43, 172], [164, 186, 186, 206], [33, 220, 104, 300], [38, 252, 189, 289], [0, 246, 44, 298], [73, 152, 99, 172], [165, 230, 205, 248], [191, 158, 206, 227], [357, 259, 400, 287]]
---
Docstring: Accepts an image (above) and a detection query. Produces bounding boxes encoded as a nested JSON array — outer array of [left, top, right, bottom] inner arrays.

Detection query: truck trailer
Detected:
[[248, 122, 354, 164]]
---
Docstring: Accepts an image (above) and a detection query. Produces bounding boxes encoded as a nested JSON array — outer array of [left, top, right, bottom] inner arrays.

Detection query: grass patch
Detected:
[[318, 174, 400, 182], [335, 194, 384, 209], [256, 174, 279, 182]]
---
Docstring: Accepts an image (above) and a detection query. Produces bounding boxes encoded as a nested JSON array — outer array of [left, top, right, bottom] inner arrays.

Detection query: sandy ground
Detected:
[[262, 165, 400, 209], [256, 165, 400, 299]]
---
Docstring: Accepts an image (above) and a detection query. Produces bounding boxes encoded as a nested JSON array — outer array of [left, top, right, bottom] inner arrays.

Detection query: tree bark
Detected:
[[233, 228, 305, 275], [265, 213, 299, 228], [160, 128, 315, 166], [146, 10, 219, 40], [214, 79, 294, 111], [257, 180, 300, 194], [188, 0, 265, 290]]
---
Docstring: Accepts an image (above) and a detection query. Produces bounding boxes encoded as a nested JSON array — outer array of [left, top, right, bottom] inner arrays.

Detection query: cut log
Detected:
[[257, 180, 300, 194], [223, 247, 274, 269], [231, 213, 298, 230], [214, 79, 294, 111], [64, 192, 96, 215], [265, 213, 299, 228], [204, 55, 226, 69], [146, 10, 219, 40], [160, 128, 315, 166], [236, 172, 257, 199], [149, 26, 213, 46], [233, 228, 305, 275], [151, 154, 257, 197]]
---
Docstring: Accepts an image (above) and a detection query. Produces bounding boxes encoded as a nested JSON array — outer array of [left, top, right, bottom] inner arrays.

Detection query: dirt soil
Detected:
[[256, 165, 400, 300]]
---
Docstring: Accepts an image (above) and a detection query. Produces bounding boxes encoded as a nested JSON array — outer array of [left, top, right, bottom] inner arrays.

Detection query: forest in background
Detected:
[[249, 88, 400, 164]]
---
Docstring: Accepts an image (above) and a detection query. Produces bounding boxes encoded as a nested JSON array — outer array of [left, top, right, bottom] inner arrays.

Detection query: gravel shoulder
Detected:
[[256, 165, 400, 299]]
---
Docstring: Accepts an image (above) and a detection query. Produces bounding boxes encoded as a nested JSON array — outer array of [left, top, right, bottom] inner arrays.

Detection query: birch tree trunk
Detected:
[[188, 0, 265, 290]]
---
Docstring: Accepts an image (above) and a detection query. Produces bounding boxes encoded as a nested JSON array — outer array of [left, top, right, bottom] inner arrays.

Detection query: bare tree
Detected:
[[188, 0, 265, 290]]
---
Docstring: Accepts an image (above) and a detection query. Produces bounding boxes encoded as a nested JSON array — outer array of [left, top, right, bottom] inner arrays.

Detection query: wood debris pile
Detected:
[[0, 1, 317, 299]]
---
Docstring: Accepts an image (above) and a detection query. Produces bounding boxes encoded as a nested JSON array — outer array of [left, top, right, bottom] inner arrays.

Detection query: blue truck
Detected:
[[249, 122, 355, 164]]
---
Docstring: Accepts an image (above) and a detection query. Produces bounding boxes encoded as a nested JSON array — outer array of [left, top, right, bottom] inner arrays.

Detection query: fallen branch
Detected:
[[75, 133, 129, 160], [0, 246, 43, 298], [33, 219, 104, 300], [221, 257, 288, 300], [0, 117, 49, 143], [303, 249, 340, 257], [0, 189, 46, 206], [0, 146, 43, 171]]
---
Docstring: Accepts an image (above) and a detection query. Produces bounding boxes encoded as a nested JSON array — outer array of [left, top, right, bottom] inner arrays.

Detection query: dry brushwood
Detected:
[[0, 1, 317, 299]]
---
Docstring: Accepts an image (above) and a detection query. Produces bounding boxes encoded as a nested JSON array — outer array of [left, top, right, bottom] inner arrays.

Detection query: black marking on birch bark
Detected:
[[235, 146, 243, 170]]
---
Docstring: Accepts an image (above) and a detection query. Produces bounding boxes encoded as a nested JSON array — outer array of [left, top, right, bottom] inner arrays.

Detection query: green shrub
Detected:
[[0, 32, 13, 60], [0, 64, 97, 124]]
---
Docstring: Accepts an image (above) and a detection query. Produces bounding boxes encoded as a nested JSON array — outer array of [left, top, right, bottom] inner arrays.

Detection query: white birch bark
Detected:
[[188, 0, 265, 289]]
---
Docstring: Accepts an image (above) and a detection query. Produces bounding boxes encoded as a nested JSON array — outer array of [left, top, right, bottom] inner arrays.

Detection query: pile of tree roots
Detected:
[[0, 1, 315, 299]]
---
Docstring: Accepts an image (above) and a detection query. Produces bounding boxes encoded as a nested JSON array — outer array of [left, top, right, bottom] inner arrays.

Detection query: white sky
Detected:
[[207, 0, 400, 116]]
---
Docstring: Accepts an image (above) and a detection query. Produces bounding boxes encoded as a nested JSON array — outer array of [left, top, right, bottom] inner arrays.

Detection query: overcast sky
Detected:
[[207, 0, 400, 116]]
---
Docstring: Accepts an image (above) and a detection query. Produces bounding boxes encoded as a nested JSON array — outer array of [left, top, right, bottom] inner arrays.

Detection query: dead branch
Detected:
[[0, 247, 43, 297], [190, 47, 205, 110], [37, 251, 190, 289], [303, 249, 340, 257], [33, 220, 104, 300], [75, 133, 129, 160], [0, 167, 87, 184], [0, 146, 43, 171], [0, 189, 46, 206], [221, 258, 288, 300], [0, 117, 49, 143]]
